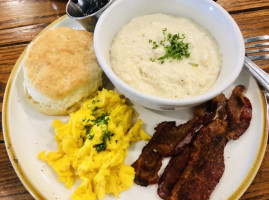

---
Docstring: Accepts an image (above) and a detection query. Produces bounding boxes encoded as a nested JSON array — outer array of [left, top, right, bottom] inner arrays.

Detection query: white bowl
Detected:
[[94, 0, 245, 110]]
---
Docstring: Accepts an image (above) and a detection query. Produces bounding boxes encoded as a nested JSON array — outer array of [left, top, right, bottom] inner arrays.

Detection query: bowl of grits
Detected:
[[94, 0, 245, 110]]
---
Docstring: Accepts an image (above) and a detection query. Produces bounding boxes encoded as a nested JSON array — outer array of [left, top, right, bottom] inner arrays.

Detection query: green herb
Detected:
[[149, 28, 191, 64], [84, 126, 94, 141], [92, 113, 110, 126], [150, 57, 156, 62], [149, 38, 160, 49], [87, 134, 95, 140], [85, 112, 116, 152], [93, 130, 114, 152], [153, 148, 158, 152], [152, 41, 159, 49], [103, 130, 113, 142], [188, 62, 199, 67], [85, 125, 91, 135], [94, 143, 107, 152], [91, 106, 98, 115]]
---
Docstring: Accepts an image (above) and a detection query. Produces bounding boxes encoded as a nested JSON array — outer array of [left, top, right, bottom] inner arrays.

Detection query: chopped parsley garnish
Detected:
[[149, 28, 191, 64], [150, 57, 156, 62], [103, 130, 113, 142], [85, 125, 91, 135], [93, 130, 114, 152], [116, 121, 120, 127], [92, 113, 110, 126], [94, 143, 107, 152], [88, 134, 95, 140], [84, 113, 116, 152], [91, 106, 98, 115], [188, 62, 199, 67], [85, 126, 95, 140], [150, 40, 159, 49]]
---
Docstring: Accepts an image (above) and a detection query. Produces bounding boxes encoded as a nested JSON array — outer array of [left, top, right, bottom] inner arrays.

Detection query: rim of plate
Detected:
[[2, 14, 268, 200]]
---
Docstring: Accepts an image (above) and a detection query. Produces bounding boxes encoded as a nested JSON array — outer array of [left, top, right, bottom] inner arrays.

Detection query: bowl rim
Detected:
[[94, 0, 245, 107]]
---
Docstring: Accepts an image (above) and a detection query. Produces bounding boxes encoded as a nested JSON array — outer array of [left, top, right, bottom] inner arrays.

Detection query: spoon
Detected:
[[66, 0, 113, 31]]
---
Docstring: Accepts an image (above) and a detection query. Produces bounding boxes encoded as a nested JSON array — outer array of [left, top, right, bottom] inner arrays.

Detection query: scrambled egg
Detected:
[[38, 89, 150, 200]]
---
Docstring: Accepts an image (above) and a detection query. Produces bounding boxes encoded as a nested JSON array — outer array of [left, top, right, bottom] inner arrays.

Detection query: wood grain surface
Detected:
[[0, 0, 268, 199]]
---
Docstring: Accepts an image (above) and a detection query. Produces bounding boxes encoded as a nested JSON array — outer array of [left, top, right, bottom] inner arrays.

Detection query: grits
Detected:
[[38, 89, 150, 200], [110, 13, 222, 99]]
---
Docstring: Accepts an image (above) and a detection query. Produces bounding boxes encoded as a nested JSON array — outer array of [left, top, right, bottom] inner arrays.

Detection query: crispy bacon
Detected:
[[133, 85, 252, 200], [193, 93, 227, 121], [226, 85, 252, 140], [168, 119, 228, 200], [157, 146, 191, 199], [132, 94, 227, 186], [132, 119, 199, 186]]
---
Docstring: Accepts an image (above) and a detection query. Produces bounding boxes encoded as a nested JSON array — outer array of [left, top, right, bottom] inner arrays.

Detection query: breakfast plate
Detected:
[[2, 15, 268, 200]]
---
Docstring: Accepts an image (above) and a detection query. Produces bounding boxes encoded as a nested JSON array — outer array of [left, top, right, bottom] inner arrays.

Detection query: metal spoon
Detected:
[[66, 0, 113, 31]]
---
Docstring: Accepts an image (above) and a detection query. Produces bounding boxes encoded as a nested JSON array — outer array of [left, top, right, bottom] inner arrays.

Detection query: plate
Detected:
[[2, 15, 268, 200]]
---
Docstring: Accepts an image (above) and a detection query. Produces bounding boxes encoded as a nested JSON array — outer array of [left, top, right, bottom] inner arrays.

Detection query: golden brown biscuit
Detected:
[[23, 27, 103, 115]]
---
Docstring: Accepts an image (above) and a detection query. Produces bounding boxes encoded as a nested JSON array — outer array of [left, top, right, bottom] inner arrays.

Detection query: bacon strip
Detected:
[[226, 85, 252, 140], [157, 146, 191, 199], [168, 119, 228, 200], [132, 94, 227, 186], [132, 119, 199, 186]]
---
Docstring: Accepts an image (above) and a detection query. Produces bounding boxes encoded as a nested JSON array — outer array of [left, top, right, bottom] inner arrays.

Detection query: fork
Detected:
[[243, 35, 269, 92], [244, 36, 269, 123], [245, 35, 269, 61]]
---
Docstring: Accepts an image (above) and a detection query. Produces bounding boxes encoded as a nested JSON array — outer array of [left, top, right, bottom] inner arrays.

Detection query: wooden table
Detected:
[[0, 0, 268, 199]]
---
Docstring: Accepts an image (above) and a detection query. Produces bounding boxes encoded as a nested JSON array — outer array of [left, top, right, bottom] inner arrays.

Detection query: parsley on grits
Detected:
[[38, 89, 151, 200]]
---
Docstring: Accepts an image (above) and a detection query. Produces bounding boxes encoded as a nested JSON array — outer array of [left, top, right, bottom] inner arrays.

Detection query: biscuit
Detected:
[[22, 27, 103, 115]]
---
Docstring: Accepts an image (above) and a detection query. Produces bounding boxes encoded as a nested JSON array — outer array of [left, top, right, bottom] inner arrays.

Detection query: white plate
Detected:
[[2, 15, 268, 200]]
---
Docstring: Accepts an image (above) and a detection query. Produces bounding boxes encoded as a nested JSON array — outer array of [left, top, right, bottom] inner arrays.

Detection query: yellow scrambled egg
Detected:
[[38, 89, 150, 200]]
